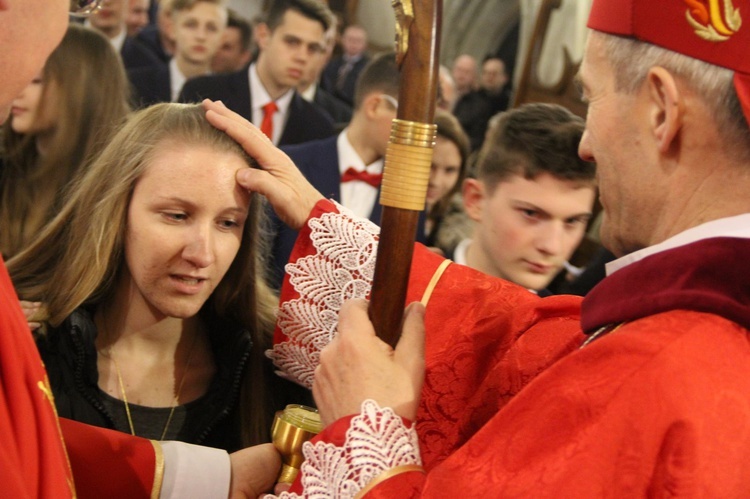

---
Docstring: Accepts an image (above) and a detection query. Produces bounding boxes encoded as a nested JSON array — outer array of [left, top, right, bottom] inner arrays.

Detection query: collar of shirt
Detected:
[[453, 238, 471, 266], [453, 238, 538, 294], [249, 64, 293, 144], [90, 22, 126, 53], [606, 213, 750, 276], [169, 58, 188, 102], [300, 83, 317, 102], [337, 128, 384, 176]]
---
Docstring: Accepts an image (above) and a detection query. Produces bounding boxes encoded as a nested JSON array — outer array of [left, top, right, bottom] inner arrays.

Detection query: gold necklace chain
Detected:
[[104, 331, 199, 440]]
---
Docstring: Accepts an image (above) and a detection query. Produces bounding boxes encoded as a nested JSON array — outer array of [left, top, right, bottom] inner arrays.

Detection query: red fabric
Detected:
[[340, 167, 383, 188], [260, 101, 278, 140], [582, 237, 750, 332], [0, 257, 74, 498], [0, 257, 159, 498], [277, 203, 750, 496], [587, 0, 750, 125], [61, 418, 158, 499]]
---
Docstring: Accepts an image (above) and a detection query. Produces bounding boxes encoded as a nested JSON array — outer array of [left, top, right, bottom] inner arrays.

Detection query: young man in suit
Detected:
[[129, 0, 227, 107], [268, 52, 420, 288], [179, 0, 335, 146]]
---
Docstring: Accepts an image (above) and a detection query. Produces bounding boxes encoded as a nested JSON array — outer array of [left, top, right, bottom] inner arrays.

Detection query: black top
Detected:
[[36, 307, 252, 451]]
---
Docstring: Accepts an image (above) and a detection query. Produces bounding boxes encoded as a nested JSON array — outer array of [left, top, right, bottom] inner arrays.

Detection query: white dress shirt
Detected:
[[168, 59, 187, 102], [337, 129, 383, 219], [606, 213, 750, 275], [249, 64, 293, 145]]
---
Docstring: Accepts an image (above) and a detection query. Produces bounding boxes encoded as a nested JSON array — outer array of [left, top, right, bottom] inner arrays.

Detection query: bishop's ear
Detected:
[[646, 66, 683, 154]]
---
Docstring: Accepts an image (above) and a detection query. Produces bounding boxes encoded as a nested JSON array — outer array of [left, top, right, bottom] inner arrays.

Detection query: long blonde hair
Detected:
[[0, 25, 131, 257], [9, 103, 279, 446]]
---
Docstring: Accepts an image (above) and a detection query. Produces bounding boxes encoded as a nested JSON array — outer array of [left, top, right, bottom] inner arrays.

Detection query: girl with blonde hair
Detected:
[[9, 103, 300, 450], [1, 24, 131, 257]]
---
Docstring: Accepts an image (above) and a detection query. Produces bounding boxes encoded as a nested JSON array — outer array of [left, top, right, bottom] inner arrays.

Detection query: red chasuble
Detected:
[[271, 202, 750, 497], [0, 257, 161, 498]]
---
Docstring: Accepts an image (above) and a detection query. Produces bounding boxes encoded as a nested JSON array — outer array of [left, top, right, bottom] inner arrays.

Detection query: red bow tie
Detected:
[[341, 167, 383, 188]]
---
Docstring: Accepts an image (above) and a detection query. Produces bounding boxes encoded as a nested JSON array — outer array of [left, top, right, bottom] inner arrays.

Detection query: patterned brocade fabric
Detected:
[[267, 206, 750, 496]]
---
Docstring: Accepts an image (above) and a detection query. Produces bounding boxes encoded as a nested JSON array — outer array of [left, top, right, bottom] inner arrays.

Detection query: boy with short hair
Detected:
[[456, 103, 596, 293]]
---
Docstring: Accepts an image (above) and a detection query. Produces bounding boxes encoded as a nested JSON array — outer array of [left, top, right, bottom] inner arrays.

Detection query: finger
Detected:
[[205, 109, 280, 167], [394, 302, 426, 375], [28, 322, 41, 332], [338, 299, 376, 341]]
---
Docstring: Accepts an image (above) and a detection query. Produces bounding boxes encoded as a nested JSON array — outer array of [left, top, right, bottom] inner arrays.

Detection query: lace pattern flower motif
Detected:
[[271, 399, 422, 498], [267, 203, 381, 388]]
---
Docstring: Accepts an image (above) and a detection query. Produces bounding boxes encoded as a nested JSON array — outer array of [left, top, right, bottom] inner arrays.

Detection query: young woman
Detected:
[[1, 24, 131, 258], [424, 110, 472, 256], [9, 103, 300, 451]]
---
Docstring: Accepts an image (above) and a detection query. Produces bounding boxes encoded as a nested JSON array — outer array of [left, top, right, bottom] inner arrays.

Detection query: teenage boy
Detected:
[[456, 103, 596, 293]]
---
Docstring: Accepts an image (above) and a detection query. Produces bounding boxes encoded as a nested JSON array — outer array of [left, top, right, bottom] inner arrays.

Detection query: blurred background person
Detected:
[[456, 103, 596, 294], [126, 0, 152, 37], [450, 54, 478, 102], [129, 0, 227, 107], [320, 24, 369, 107], [454, 55, 511, 151], [87, 0, 163, 70], [0, 25, 131, 258], [437, 64, 457, 112], [210, 8, 253, 74], [135, 0, 176, 64], [423, 110, 472, 256], [296, 15, 353, 129]]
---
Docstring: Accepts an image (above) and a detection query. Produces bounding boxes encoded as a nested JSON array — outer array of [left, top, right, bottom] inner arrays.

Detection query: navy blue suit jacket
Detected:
[[177, 68, 335, 146], [267, 135, 426, 289], [128, 64, 171, 108]]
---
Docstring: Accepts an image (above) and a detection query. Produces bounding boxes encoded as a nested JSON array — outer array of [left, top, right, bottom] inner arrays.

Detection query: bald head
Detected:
[[451, 54, 477, 96]]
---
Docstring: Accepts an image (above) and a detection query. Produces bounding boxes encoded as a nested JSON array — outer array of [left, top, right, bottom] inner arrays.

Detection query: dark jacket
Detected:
[[36, 308, 252, 452], [320, 55, 369, 106], [311, 86, 352, 129], [178, 68, 335, 146], [121, 37, 164, 71], [128, 64, 171, 108]]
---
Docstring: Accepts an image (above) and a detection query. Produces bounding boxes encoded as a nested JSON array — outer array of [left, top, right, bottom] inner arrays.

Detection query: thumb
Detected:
[[394, 302, 426, 384]]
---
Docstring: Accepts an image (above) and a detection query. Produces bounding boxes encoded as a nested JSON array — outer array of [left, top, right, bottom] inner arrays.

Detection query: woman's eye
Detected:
[[220, 219, 241, 229], [164, 212, 187, 221]]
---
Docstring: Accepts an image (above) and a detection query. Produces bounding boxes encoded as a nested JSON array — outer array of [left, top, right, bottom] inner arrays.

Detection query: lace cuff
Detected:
[[271, 400, 423, 498], [267, 201, 380, 388]]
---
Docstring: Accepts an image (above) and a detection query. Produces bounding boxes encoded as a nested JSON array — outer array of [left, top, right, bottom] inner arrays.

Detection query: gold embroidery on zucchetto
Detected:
[[685, 0, 742, 41]]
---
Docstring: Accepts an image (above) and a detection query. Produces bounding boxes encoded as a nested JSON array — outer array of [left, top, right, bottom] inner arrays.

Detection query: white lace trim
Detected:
[[267, 202, 380, 388], [270, 399, 422, 498]]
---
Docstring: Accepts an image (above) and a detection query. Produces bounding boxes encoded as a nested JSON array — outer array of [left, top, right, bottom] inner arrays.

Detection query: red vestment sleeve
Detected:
[[60, 418, 162, 499], [0, 257, 74, 498]]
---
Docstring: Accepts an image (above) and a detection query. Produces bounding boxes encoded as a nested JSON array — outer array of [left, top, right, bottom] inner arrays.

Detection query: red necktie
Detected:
[[260, 101, 278, 140], [341, 167, 383, 188]]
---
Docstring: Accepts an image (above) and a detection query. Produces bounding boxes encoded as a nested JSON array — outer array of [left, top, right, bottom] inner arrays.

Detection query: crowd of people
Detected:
[[2, 0, 750, 496]]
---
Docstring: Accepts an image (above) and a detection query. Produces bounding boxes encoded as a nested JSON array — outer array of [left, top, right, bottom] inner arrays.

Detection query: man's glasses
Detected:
[[70, 0, 104, 17]]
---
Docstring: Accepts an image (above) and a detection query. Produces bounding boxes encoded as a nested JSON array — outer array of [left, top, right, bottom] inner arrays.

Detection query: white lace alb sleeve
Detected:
[[267, 203, 380, 388], [270, 399, 423, 499]]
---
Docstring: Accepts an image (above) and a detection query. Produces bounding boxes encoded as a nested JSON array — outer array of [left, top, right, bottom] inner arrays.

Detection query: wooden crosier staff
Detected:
[[369, 0, 442, 348]]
